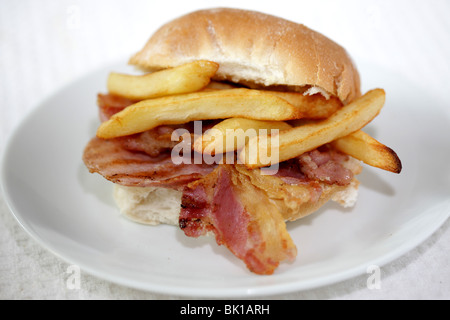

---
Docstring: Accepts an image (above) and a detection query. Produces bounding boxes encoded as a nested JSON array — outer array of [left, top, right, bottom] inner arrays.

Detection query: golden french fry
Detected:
[[107, 60, 219, 100], [204, 85, 342, 119], [194, 118, 292, 155], [97, 88, 302, 139], [332, 130, 402, 173], [238, 89, 386, 168], [268, 91, 343, 119]]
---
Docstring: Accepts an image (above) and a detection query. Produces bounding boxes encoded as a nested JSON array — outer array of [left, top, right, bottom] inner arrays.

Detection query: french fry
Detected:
[[268, 91, 343, 119], [194, 118, 292, 155], [97, 88, 302, 139], [204, 84, 342, 119], [332, 130, 402, 173], [107, 60, 219, 100], [238, 89, 386, 168]]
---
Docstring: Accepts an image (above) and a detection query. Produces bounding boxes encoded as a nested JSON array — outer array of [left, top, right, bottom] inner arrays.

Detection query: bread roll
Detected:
[[130, 8, 361, 104]]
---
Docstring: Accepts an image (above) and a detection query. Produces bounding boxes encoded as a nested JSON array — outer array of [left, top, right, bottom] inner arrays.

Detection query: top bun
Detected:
[[129, 8, 361, 104]]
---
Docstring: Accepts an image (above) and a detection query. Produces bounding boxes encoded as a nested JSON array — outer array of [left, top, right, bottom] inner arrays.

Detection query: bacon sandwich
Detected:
[[83, 8, 401, 275]]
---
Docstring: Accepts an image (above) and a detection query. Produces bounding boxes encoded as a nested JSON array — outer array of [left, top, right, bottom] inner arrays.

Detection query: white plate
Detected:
[[1, 60, 449, 298]]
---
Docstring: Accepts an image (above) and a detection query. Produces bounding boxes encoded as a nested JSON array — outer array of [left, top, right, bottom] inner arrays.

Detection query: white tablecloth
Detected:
[[1, 0, 449, 299]]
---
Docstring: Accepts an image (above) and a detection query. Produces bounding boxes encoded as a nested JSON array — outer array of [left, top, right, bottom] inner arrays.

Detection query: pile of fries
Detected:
[[97, 60, 401, 174]]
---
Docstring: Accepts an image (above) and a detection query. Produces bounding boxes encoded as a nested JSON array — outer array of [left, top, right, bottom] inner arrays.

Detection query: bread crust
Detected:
[[129, 8, 361, 104]]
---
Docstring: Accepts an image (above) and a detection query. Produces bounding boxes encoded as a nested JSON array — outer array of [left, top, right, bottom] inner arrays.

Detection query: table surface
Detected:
[[1, 0, 449, 300]]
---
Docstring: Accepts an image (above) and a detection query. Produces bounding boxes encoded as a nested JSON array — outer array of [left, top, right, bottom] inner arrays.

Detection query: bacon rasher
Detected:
[[83, 137, 214, 190], [179, 165, 297, 275]]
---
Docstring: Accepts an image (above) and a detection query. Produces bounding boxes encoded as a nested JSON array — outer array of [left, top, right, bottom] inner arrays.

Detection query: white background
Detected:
[[0, 0, 449, 299]]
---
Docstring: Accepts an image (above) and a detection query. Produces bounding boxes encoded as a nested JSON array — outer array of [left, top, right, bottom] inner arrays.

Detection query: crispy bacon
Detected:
[[118, 131, 179, 158], [178, 147, 357, 274], [97, 93, 135, 122], [298, 145, 354, 185], [180, 165, 297, 275], [234, 165, 323, 221], [273, 146, 354, 186], [82, 137, 214, 190]]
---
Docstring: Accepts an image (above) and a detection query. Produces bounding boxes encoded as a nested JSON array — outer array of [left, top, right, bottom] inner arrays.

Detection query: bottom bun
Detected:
[[113, 185, 182, 225], [113, 171, 360, 226]]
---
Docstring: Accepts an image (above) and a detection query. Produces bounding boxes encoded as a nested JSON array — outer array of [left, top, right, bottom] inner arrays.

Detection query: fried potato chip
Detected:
[[204, 84, 343, 119], [194, 118, 292, 155], [332, 130, 402, 173], [268, 91, 343, 119], [238, 89, 386, 168], [107, 60, 219, 100], [97, 89, 302, 139]]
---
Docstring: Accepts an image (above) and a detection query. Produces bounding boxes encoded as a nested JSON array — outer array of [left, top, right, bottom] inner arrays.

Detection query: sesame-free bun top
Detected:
[[129, 8, 361, 104]]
